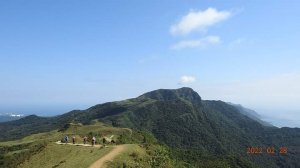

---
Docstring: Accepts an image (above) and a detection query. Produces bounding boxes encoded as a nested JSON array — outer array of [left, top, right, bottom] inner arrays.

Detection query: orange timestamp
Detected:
[[246, 147, 288, 154]]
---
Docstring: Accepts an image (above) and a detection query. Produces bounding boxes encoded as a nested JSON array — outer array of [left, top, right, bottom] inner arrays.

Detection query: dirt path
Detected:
[[55, 141, 102, 148], [89, 145, 126, 168]]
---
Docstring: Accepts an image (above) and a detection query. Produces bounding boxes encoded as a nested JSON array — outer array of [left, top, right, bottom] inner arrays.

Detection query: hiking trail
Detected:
[[55, 141, 102, 148], [89, 144, 126, 168], [55, 141, 126, 168]]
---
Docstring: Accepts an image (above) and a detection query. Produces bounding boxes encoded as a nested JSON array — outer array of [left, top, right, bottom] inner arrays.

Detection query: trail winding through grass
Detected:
[[89, 145, 126, 168], [55, 141, 126, 168]]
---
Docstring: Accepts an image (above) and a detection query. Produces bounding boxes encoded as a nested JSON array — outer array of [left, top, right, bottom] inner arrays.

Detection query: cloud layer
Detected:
[[170, 8, 231, 35], [171, 36, 220, 50]]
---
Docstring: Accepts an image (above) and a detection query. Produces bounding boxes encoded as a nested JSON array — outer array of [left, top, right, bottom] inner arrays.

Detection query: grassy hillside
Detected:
[[1, 122, 174, 168], [18, 143, 112, 168], [106, 144, 174, 168], [0, 123, 131, 168]]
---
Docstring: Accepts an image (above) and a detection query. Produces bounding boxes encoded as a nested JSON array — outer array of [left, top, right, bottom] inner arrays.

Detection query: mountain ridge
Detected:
[[0, 87, 299, 167]]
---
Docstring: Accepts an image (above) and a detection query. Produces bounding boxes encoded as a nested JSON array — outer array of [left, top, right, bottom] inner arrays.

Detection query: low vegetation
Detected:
[[19, 143, 111, 168]]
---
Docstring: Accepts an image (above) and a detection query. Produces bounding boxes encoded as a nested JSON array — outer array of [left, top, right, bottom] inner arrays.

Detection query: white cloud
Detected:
[[179, 75, 196, 84], [170, 8, 231, 35], [171, 36, 220, 50]]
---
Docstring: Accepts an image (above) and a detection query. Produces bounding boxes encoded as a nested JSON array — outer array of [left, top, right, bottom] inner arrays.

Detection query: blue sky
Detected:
[[0, 1, 300, 127]]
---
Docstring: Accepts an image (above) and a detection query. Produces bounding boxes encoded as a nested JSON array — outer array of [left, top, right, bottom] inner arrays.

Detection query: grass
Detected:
[[18, 143, 112, 168], [1, 122, 136, 168], [6, 149, 30, 156], [0, 122, 131, 147], [106, 144, 150, 168], [0, 130, 60, 147], [64, 124, 130, 136]]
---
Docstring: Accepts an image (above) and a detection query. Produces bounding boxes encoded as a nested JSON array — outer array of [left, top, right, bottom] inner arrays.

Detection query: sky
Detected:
[[0, 0, 300, 127]]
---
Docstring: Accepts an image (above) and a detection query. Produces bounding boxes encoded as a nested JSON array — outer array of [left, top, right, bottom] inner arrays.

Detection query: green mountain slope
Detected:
[[0, 87, 299, 167], [227, 103, 273, 127]]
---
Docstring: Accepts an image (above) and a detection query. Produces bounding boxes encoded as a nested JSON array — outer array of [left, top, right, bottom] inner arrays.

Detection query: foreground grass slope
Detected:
[[0, 123, 133, 168], [107, 144, 174, 168], [1, 122, 173, 168], [18, 143, 112, 168]]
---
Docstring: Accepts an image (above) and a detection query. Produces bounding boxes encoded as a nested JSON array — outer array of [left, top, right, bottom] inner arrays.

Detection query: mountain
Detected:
[[227, 103, 273, 127], [0, 113, 24, 122], [0, 87, 299, 167]]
